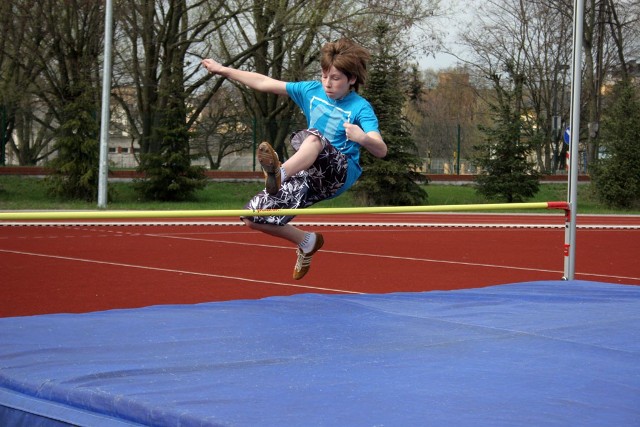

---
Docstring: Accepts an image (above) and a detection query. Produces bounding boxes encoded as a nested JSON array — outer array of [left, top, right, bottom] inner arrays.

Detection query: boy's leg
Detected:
[[241, 218, 323, 280], [281, 134, 323, 178], [245, 129, 344, 279], [241, 218, 306, 245], [257, 134, 324, 195]]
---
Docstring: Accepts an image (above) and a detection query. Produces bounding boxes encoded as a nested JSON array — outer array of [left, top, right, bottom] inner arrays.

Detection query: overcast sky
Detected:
[[415, 0, 474, 70]]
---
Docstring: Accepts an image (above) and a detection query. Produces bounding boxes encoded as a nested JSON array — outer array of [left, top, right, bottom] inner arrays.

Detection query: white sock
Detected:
[[299, 232, 316, 254]]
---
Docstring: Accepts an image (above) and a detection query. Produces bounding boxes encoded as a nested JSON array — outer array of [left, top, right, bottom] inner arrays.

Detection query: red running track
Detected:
[[1, 213, 639, 317]]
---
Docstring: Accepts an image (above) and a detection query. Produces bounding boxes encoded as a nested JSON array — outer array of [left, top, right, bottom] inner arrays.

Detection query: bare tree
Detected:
[[2, 0, 444, 175], [459, 0, 604, 173], [537, 0, 638, 171], [0, 0, 103, 174], [413, 67, 487, 173], [198, 0, 442, 159], [191, 86, 253, 170], [518, 0, 573, 172], [0, 0, 58, 165], [112, 0, 228, 156]]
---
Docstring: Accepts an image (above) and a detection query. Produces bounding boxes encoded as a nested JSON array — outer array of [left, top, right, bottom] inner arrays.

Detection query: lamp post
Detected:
[[98, 0, 114, 208], [563, 0, 585, 281]]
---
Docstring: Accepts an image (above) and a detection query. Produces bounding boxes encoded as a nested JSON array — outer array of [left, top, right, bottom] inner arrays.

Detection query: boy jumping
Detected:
[[202, 39, 387, 280]]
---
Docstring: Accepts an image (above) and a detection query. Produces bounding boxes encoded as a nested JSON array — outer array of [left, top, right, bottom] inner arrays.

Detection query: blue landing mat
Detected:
[[1, 280, 639, 427]]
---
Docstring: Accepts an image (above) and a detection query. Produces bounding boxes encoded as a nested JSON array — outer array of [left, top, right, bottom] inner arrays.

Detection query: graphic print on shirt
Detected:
[[308, 96, 352, 151]]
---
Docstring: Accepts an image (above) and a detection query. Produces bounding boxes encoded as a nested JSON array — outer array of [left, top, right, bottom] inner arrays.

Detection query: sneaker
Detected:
[[293, 233, 324, 280], [257, 141, 281, 195]]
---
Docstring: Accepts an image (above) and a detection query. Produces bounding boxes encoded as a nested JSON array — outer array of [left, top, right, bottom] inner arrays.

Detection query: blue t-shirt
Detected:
[[286, 80, 380, 195]]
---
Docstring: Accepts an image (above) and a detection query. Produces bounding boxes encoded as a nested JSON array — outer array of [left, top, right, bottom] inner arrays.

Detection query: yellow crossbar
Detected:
[[0, 202, 568, 221]]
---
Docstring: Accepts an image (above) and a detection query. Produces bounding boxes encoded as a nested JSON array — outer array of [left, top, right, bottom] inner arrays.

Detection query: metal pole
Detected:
[[564, 0, 584, 280], [0, 106, 5, 166], [98, 0, 114, 208], [252, 118, 257, 172], [456, 123, 461, 175]]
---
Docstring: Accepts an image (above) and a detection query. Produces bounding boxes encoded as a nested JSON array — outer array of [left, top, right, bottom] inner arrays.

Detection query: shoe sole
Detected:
[[257, 142, 281, 195]]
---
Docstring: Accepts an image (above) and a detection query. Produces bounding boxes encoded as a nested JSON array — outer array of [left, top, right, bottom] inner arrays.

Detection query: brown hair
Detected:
[[320, 38, 371, 92]]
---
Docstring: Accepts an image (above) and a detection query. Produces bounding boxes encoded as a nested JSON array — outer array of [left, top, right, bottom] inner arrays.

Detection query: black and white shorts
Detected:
[[243, 129, 348, 225]]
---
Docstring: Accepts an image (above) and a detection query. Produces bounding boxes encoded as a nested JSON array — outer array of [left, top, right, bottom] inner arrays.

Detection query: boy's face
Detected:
[[321, 66, 356, 100]]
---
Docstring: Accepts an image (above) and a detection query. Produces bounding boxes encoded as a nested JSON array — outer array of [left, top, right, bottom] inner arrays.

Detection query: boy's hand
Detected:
[[344, 122, 387, 158], [201, 58, 224, 74], [343, 122, 365, 143]]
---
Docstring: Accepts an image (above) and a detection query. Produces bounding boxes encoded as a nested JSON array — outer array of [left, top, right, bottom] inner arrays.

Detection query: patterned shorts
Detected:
[[243, 129, 348, 225]]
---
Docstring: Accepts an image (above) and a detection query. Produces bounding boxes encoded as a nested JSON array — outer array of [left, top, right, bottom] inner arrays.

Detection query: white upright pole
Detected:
[[564, 0, 584, 280], [98, 0, 114, 208]]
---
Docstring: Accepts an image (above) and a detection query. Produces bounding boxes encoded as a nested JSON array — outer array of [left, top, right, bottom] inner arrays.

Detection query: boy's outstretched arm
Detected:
[[201, 58, 288, 96]]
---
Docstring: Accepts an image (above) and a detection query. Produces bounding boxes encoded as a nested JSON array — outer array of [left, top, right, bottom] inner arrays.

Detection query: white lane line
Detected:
[[324, 248, 640, 282], [4, 232, 638, 284], [137, 234, 640, 283], [0, 249, 363, 295]]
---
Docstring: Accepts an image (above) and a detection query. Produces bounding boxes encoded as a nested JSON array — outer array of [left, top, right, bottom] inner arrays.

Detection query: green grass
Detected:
[[427, 183, 637, 214], [0, 175, 637, 214]]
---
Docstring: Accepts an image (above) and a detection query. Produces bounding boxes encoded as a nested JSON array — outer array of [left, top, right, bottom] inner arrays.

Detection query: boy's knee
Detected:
[[302, 135, 323, 152], [291, 130, 325, 152]]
